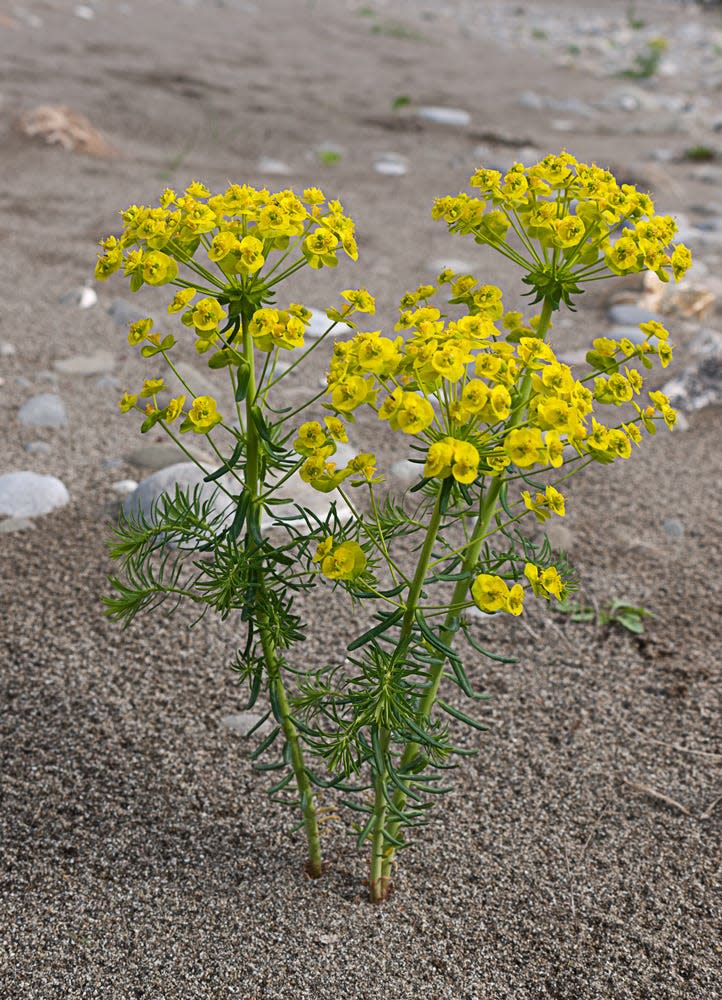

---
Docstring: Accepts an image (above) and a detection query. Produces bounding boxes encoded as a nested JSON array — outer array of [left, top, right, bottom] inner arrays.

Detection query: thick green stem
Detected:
[[378, 296, 556, 887], [369, 726, 392, 902], [241, 313, 323, 877]]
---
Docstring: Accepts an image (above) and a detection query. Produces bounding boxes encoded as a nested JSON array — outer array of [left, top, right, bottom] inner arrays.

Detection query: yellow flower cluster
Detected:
[[294, 418, 378, 493], [433, 152, 691, 307], [95, 181, 358, 290], [323, 279, 676, 485], [312, 536, 367, 581], [117, 386, 222, 435]]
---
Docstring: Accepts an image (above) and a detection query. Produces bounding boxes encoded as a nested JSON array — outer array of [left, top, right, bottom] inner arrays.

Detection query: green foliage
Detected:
[[556, 597, 654, 634], [621, 36, 668, 79]]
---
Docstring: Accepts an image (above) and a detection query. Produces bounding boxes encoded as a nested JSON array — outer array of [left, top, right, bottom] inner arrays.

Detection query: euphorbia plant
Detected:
[[101, 153, 689, 901]]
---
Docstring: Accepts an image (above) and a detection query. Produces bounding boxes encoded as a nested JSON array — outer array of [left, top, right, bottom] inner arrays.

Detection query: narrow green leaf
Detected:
[[438, 698, 490, 732], [347, 608, 405, 651]]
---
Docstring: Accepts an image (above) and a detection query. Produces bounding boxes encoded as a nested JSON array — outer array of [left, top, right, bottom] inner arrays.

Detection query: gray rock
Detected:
[[160, 360, 217, 402], [0, 517, 35, 534], [0, 342, 17, 357], [125, 442, 213, 472], [608, 304, 659, 326], [24, 440, 53, 456], [95, 374, 121, 390], [263, 470, 353, 529], [17, 393, 67, 428], [662, 518, 685, 538], [220, 712, 272, 738], [305, 308, 333, 341], [53, 350, 115, 376], [60, 285, 98, 309], [0, 472, 69, 518], [108, 298, 156, 329], [608, 324, 649, 346], [111, 479, 139, 497], [689, 328, 722, 358], [389, 459, 420, 485], [373, 153, 408, 177], [416, 106, 471, 127], [122, 462, 236, 535], [257, 156, 292, 176]]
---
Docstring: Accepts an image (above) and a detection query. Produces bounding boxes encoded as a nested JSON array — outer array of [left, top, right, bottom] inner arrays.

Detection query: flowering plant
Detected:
[[102, 152, 688, 901]]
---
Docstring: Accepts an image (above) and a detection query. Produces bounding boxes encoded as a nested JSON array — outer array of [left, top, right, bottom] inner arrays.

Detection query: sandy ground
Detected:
[[0, 0, 720, 997]]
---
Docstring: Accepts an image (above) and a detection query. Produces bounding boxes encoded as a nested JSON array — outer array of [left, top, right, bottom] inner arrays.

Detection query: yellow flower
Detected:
[[451, 440, 480, 484], [237, 235, 265, 275], [607, 429, 632, 459], [671, 243, 692, 281], [164, 395, 186, 423], [506, 584, 524, 616], [294, 421, 329, 457], [504, 427, 543, 468], [168, 288, 196, 314], [431, 344, 469, 382], [140, 378, 164, 398], [396, 394, 435, 435], [471, 574, 509, 613], [545, 485, 565, 516], [341, 288, 376, 314], [312, 536, 334, 563], [321, 540, 367, 581], [461, 380, 490, 415], [424, 438, 455, 479], [118, 392, 138, 413], [183, 396, 222, 434], [128, 317, 153, 346], [321, 417, 346, 442], [142, 250, 178, 286], [331, 375, 375, 413], [540, 566, 564, 600], [192, 298, 226, 333], [545, 431, 565, 468]]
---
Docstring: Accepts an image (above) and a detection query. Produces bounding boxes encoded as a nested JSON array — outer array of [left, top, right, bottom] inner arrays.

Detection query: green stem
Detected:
[[240, 312, 323, 877], [378, 296, 556, 888], [369, 726, 392, 902]]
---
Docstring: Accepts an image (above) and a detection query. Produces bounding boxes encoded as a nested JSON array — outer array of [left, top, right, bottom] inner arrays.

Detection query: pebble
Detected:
[[607, 303, 659, 326], [689, 328, 722, 358], [24, 440, 53, 456], [17, 393, 67, 428], [126, 442, 213, 472], [373, 153, 408, 177], [60, 285, 98, 309], [74, 4, 95, 19], [0, 517, 35, 534], [53, 350, 115, 376], [416, 106, 471, 127], [662, 518, 685, 538], [389, 459, 419, 485], [161, 361, 218, 402], [95, 374, 121, 390], [608, 324, 649, 346], [257, 156, 292, 176], [220, 712, 273, 738], [305, 308, 333, 341], [111, 479, 139, 497], [0, 342, 16, 357], [108, 298, 155, 329], [0, 472, 70, 518]]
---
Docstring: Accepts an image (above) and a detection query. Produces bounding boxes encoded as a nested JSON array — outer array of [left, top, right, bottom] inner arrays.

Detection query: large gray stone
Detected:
[[122, 462, 236, 529], [0, 472, 69, 518], [607, 304, 659, 326], [17, 393, 67, 428], [108, 299, 156, 329], [608, 325, 649, 346], [53, 350, 115, 376], [125, 442, 213, 472]]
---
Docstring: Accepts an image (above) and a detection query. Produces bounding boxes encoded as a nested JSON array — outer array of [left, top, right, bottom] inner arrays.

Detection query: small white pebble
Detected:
[[111, 479, 139, 497]]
